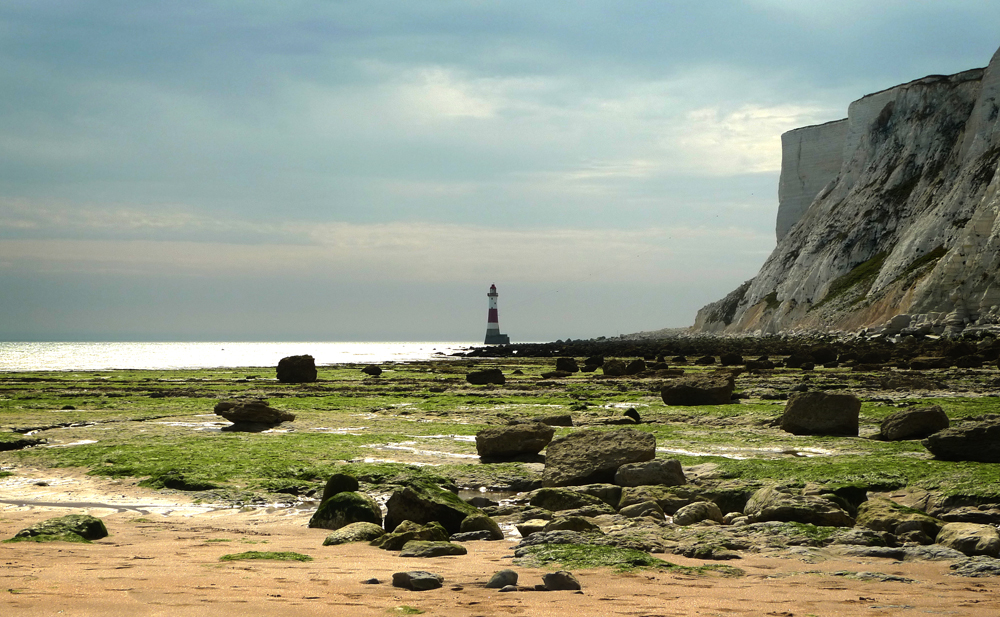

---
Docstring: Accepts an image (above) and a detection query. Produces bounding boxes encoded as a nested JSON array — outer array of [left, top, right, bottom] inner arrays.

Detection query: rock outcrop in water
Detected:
[[695, 45, 1000, 335]]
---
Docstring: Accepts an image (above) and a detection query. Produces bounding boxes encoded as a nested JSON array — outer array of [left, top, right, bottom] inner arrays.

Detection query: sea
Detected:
[[0, 341, 478, 372]]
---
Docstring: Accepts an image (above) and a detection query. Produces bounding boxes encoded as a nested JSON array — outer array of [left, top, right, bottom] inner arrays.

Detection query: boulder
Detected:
[[613, 459, 686, 487], [541, 370, 573, 379], [542, 428, 656, 487], [719, 353, 744, 366], [383, 480, 481, 534], [515, 519, 549, 537], [618, 500, 666, 520], [276, 355, 317, 383], [855, 497, 941, 536], [528, 488, 615, 513], [780, 391, 860, 436], [935, 523, 1000, 557], [486, 569, 518, 589], [922, 421, 1000, 462], [624, 359, 646, 375], [542, 571, 581, 591], [543, 516, 601, 533], [399, 540, 468, 557], [319, 473, 360, 503], [660, 374, 735, 406], [361, 364, 382, 376], [308, 491, 382, 531], [672, 501, 724, 526], [536, 413, 574, 427], [373, 521, 449, 551], [618, 485, 701, 514], [744, 485, 854, 527], [213, 399, 295, 428], [322, 522, 386, 546], [879, 405, 949, 441], [694, 355, 716, 365], [475, 422, 555, 461], [555, 357, 579, 373], [392, 571, 444, 591], [10, 514, 108, 543], [466, 368, 505, 385], [602, 360, 626, 376], [459, 514, 504, 540]]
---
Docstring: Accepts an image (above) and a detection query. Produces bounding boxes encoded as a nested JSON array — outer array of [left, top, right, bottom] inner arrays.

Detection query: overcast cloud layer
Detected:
[[3, 1, 999, 341]]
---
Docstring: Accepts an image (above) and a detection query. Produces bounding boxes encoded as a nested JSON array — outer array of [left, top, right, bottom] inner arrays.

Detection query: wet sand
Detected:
[[3, 467, 999, 616]]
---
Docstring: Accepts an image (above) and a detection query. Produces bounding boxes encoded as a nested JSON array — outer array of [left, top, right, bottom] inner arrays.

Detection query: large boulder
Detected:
[[475, 422, 555, 461], [855, 497, 941, 537], [879, 405, 949, 441], [319, 473, 361, 503], [555, 357, 579, 373], [672, 501, 724, 526], [542, 428, 656, 487], [660, 374, 735, 406], [466, 368, 505, 385], [383, 480, 481, 535], [458, 514, 504, 540], [322, 522, 386, 546], [10, 514, 108, 543], [923, 421, 1000, 462], [618, 485, 701, 514], [602, 360, 626, 376], [780, 391, 860, 436], [373, 521, 449, 551], [527, 487, 616, 513], [308, 491, 382, 531], [744, 485, 854, 527], [613, 459, 686, 487], [935, 522, 1000, 557], [213, 400, 295, 428], [392, 571, 443, 591], [276, 355, 317, 383]]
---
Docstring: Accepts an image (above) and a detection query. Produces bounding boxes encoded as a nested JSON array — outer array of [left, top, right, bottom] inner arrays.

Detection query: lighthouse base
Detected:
[[484, 333, 510, 345]]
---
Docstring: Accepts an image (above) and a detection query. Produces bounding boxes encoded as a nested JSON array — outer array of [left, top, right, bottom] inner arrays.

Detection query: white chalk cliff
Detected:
[[694, 45, 1000, 336]]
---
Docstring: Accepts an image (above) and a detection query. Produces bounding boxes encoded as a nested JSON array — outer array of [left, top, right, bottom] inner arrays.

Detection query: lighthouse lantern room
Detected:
[[484, 284, 511, 345]]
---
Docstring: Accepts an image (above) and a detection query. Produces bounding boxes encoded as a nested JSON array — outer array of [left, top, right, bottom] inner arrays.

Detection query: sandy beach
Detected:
[[3, 467, 998, 617]]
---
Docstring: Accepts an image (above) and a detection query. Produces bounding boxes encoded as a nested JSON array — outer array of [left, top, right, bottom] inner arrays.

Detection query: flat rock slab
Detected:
[[542, 428, 656, 487], [476, 422, 555, 461], [923, 421, 1000, 462], [399, 540, 468, 557], [392, 570, 444, 590]]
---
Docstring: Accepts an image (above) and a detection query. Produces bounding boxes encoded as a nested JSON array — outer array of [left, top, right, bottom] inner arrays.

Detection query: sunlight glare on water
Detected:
[[0, 341, 475, 371]]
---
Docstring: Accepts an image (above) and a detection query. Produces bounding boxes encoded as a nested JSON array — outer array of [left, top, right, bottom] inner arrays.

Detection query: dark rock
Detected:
[[486, 569, 518, 588], [746, 359, 775, 370], [624, 359, 646, 375], [361, 577, 380, 584], [541, 371, 573, 379], [660, 373, 735, 406], [555, 357, 580, 373], [623, 408, 641, 424], [467, 368, 505, 385], [694, 355, 716, 365], [322, 522, 385, 546], [308, 491, 382, 531], [950, 556, 1000, 577], [213, 399, 295, 427], [542, 428, 656, 487], [618, 500, 665, 520], [276, 355, 317, 383], [476, 422, 555, 461], [909, 356, 952, 370], [923, 421, 1000, 462], [614, 459, 686, 487], [879, 405, 949, 441], [719, 353, 743, 366], [601, 360, 626, 376], [542, 571, 581, 591], [399, 540, 468, 557], [392, 571, 444, 591], [361, 364, 382, 376], [383, 480, 481, 534], [618, 485, 700, 514], [536, 413, 574, 427], [10, 514, 108, 543], [784, 354, 811, 368], [780, 391, 860, 436], [319, 473, 361, 503]]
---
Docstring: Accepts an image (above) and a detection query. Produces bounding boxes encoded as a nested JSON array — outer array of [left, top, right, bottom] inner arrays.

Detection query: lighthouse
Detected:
[[484, 284, 511, 345]]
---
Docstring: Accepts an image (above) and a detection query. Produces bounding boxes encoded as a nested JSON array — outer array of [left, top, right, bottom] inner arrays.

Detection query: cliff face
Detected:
[[695, 45, 1000, 336]]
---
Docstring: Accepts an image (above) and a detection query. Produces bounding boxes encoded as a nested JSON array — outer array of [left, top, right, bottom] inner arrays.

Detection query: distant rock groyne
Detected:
[[695, 45, 1000, 337]]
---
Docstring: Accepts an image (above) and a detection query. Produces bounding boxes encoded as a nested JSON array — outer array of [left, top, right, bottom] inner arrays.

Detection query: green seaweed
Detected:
[[219, 551, 312, 562]]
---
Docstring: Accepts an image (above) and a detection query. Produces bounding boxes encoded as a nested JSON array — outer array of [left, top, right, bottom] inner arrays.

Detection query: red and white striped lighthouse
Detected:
[[484, 284, 511, 345]]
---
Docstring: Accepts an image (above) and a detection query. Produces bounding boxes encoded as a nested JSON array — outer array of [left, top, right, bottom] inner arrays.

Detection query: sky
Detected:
[[2, 1, 999, 342]]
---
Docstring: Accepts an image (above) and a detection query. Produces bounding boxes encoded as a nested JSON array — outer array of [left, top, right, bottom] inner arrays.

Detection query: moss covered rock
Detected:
[[308, 491, 382, 530], [8, 514, 108, 543]]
